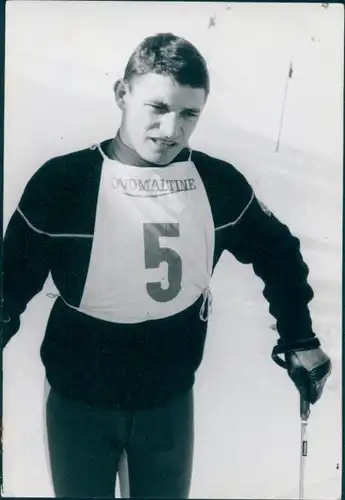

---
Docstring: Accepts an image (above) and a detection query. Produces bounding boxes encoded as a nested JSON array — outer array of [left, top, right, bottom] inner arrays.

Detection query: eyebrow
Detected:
[[148, 100, 201, 114]]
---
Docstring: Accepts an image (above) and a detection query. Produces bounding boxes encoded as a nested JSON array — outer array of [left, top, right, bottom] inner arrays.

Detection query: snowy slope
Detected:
[[190, 120, 342, 498], [2, 72, 342, 499]]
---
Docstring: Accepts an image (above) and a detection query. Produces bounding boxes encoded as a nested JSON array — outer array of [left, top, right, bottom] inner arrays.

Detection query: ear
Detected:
[[114, 79, 129, 110]]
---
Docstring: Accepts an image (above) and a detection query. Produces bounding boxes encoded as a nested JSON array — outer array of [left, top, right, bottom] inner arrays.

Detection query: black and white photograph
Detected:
[[1, 1, 343, 498]]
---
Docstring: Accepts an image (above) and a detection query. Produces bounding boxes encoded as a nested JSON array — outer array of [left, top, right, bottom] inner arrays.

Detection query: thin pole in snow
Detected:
[[275, 59, 293, 153], [299, 396, 310, 500]]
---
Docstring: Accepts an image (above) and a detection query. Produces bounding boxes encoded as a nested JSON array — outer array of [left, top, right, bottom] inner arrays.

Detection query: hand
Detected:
[[285, 347, 331, 404]]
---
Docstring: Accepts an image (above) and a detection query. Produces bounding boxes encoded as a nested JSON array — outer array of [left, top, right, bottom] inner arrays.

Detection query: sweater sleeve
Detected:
[[222, 191, 316, 345], [1, 165, 53, 350]]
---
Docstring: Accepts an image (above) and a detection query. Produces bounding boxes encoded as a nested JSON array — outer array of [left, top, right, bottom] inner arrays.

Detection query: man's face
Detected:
[[115, 73, 207, 165]]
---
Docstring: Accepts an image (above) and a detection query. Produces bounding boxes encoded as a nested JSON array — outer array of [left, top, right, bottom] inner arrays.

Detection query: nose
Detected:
[[159, 112, 181, 139]]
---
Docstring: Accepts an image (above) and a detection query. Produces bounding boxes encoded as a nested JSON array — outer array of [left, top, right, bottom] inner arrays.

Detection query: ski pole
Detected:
[[271, 344, 313, 499], [299, 396, 310, 500]]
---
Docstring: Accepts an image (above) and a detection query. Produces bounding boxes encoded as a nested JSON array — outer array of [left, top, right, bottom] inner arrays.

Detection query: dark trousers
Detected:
[[46, 387, 194, 498]]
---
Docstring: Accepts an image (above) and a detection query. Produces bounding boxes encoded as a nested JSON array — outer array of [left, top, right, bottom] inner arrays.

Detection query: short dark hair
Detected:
[[123, 33, 210, 95]]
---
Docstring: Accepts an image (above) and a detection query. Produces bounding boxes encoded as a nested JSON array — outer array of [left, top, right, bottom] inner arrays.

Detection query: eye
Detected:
[[182, 111, 199, 119], [149, 104, 167, 114]]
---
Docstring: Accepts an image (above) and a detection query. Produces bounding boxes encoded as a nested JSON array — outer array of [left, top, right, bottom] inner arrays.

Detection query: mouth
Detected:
[[150, 138, 178, 149]]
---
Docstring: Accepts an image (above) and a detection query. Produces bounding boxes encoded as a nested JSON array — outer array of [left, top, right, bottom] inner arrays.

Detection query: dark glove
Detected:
[[272, 338, 332, 404]]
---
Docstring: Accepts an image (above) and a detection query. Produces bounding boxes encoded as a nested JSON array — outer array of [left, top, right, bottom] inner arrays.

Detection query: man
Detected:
[[1, 33, 331, 498]]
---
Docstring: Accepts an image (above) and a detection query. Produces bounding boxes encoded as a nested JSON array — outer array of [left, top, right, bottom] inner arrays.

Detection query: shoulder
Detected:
[[191, 149, 254, 227], [192, 149, 250, 184], [24, 143, 102, 189], [18, 142, 104, 232]]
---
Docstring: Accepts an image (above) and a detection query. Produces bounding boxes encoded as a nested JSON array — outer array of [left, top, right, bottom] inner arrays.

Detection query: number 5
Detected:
[[143, 223, 182, 303]]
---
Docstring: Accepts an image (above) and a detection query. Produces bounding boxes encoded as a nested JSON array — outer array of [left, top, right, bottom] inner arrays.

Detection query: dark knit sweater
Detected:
[[2, 135, 316, 409]]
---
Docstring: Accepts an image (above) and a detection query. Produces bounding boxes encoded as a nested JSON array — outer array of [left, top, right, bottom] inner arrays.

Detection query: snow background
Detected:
[[2, 2, 343, 498]]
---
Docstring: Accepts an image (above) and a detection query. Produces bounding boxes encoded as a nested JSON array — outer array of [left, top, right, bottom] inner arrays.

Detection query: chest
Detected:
[[71, 159, 216, 322]]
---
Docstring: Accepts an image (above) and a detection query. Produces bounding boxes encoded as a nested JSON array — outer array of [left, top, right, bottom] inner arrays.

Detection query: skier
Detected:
[[208, 13, 216, 29], [1, 33, 331, 498]]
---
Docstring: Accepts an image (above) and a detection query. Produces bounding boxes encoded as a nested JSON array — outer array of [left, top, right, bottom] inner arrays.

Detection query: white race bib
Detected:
[[76, 150, 215, 323]]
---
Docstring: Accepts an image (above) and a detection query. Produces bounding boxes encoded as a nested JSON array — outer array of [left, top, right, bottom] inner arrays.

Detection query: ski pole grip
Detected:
[[300, 395, 310, 421]]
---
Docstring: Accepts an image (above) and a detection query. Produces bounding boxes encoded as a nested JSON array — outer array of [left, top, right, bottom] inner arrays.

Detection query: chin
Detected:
[[147, 146, 184, 166], [152, 154, 174, 166]]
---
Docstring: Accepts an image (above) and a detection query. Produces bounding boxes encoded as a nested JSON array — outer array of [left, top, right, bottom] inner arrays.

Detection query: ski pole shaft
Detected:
[[299, 419, 308, 499], [299, 396, 310, 500]]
